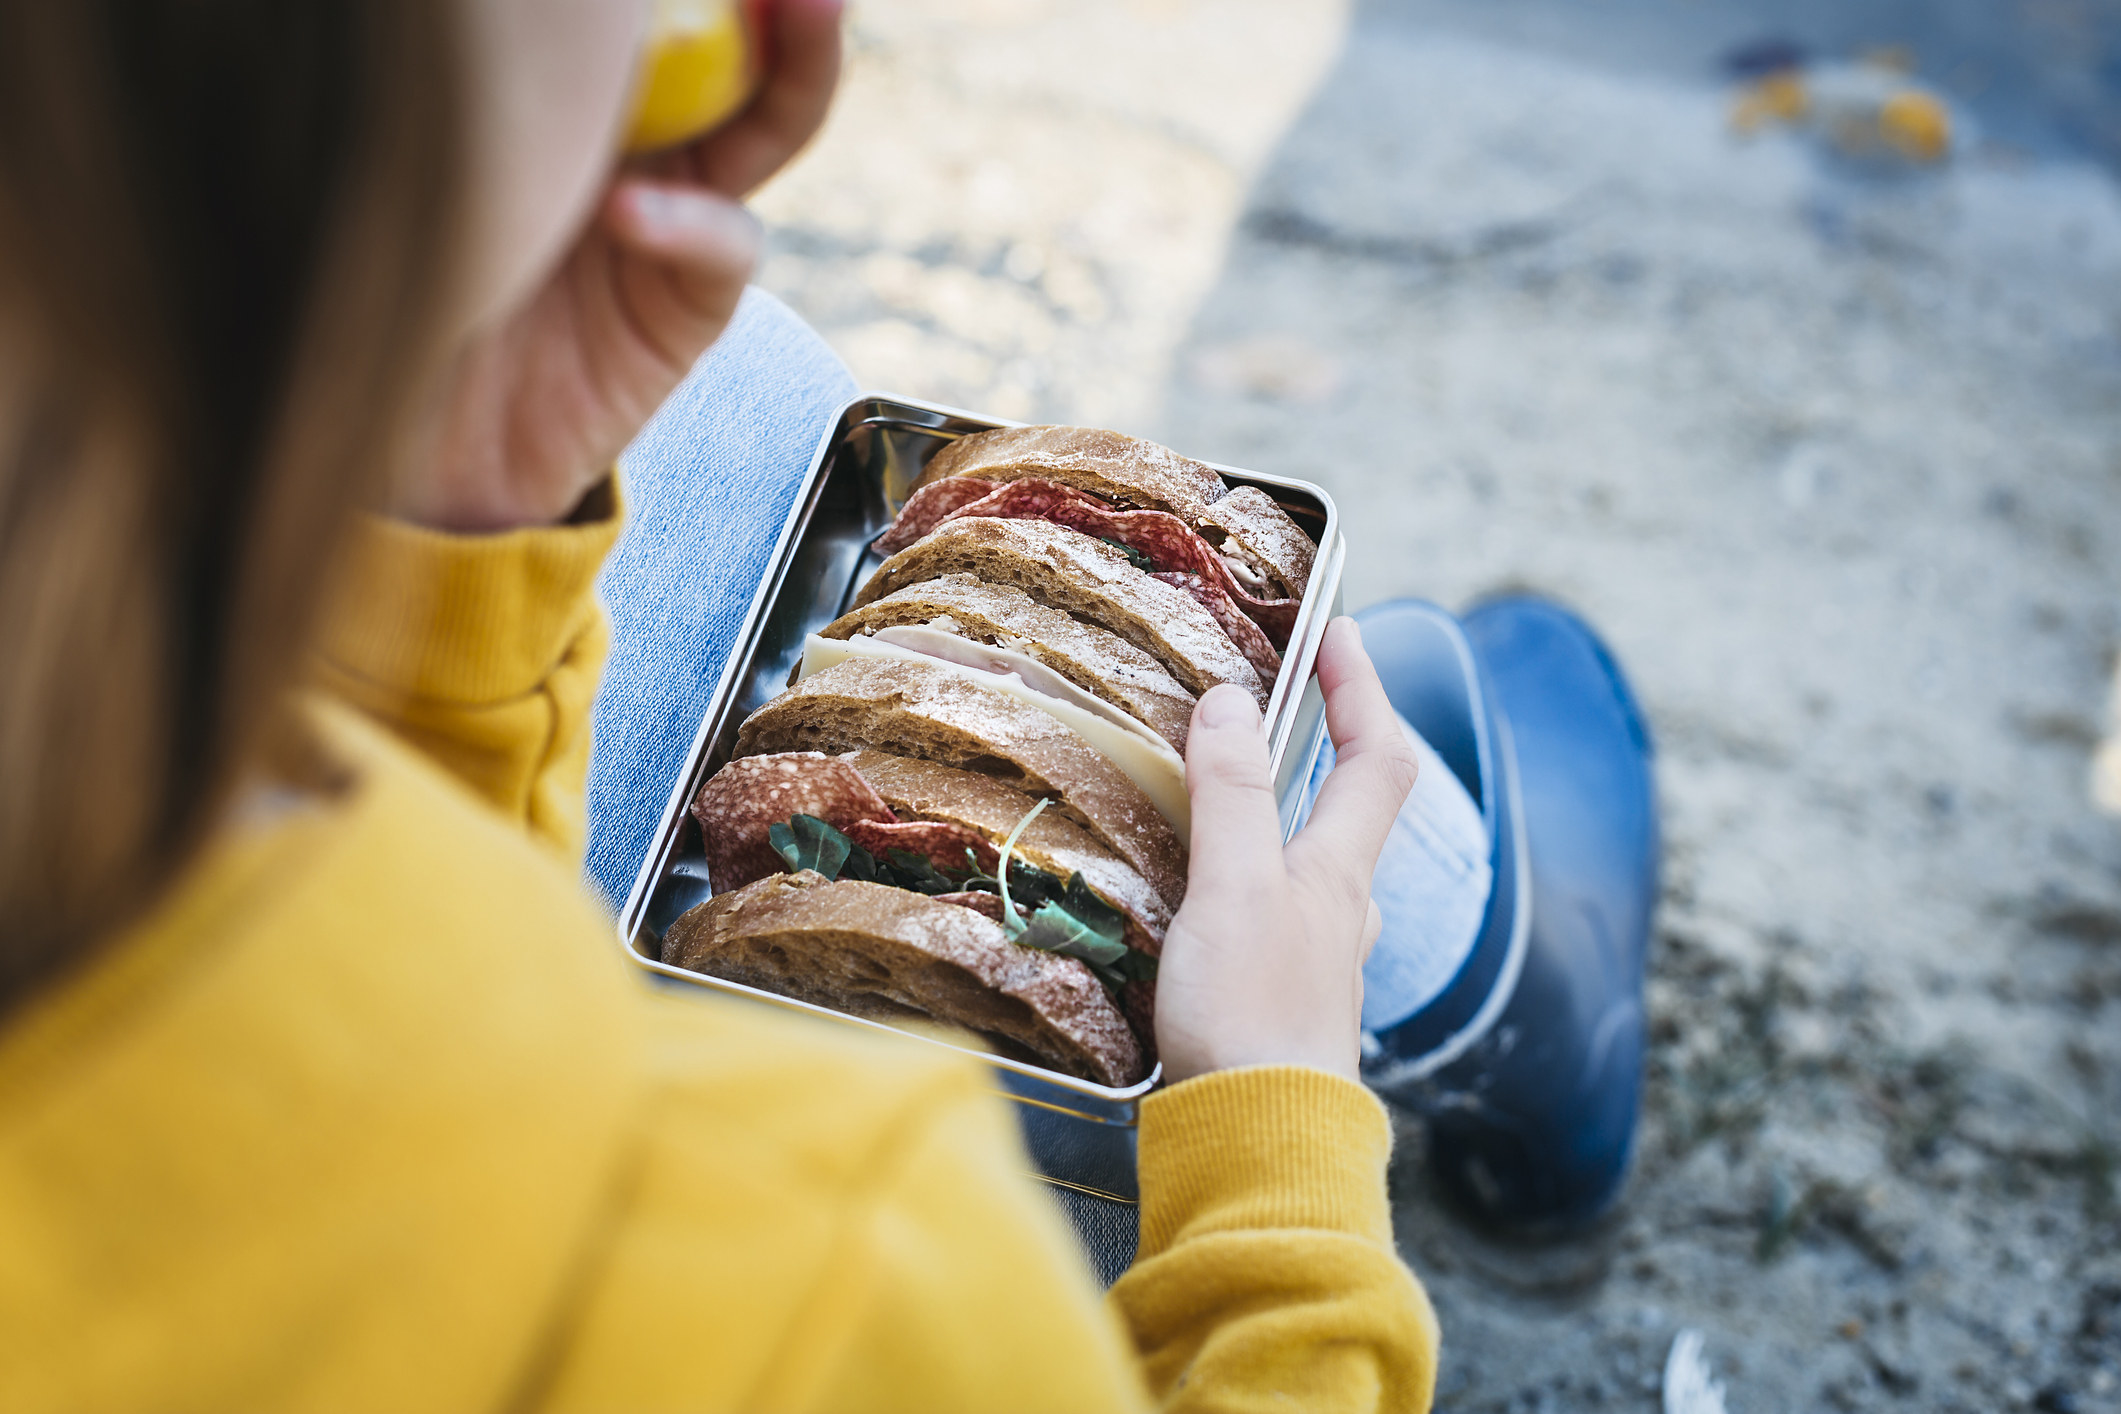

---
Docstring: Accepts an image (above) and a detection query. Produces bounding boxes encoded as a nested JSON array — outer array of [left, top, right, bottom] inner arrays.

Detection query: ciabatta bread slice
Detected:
[[1196, 485, 1317, 603], [735, 656, 1187, 908], [914, 424, 1316, 598], [920, 424, 1220, 516], [663, 871, 1145, 1086], [822, 574, 1197, 751], [852, 517, 1267, 709], [839, 748, 1171, 953]]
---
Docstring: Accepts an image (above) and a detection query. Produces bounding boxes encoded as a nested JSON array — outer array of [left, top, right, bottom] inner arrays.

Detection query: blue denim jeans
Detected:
[[584, 288, 1489, 1027], [585, 289, 859, 907]]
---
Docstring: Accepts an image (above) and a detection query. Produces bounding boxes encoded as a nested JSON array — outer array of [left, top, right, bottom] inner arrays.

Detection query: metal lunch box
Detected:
[[615, 393, 1347, 1202]]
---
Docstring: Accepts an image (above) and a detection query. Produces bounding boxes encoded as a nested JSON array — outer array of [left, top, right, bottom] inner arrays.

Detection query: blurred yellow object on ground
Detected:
[[626, 0, 752, 154], [1731, 72, 1809, 134], [1879, 90, 1951, 162], [1730, 60, 1953, 165]]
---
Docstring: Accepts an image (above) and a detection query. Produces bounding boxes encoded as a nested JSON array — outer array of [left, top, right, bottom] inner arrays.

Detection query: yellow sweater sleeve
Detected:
[[1114, 1067, 1442, 1412], [785, 1070, 1443, 1414], [312, 487, 622, 863]]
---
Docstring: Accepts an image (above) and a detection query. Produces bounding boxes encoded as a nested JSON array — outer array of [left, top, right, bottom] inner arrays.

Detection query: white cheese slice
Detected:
[[800, 633, 1191, 843], [867, 624, 1166, 749]]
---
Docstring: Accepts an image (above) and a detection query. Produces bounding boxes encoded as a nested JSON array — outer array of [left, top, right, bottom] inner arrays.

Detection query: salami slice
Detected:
[[927, 478, 1301, 649], [841, 818, 1000, 878], [690, 753, 898, 891], [1151, 572, 1284, 682], [873, 478, 1001, 555]]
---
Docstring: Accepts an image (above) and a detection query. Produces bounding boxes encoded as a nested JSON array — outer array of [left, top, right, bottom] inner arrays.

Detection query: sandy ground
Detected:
[[751, 2, 2121, 1407]]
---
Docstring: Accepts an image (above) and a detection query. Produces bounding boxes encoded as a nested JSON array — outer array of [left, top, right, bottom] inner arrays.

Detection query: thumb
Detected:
[[1181, 685, 1287, 903]]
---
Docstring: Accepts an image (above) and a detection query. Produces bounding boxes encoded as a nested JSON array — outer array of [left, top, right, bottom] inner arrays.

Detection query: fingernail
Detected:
[[1198, 684, 1258, 729]]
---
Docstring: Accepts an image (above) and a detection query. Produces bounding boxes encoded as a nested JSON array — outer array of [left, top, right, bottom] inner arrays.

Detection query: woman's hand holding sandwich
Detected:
[[400, 0, 844, 533], [1157, 617, 1418, 1083]]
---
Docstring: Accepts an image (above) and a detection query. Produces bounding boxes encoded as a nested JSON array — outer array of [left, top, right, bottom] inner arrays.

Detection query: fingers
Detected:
[[1179, 685, 1290, 908], [689, 0, 844, 197], [1317, 617, 1415, 778], [601, 183, 761, 364], [606, 183, 761, 271], [1283, 618, 1418, 894], [592, 0, 837, 375]]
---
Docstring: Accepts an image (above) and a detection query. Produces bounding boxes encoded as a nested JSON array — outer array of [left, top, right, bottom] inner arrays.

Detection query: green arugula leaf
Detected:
[[1059, 872, 1127, 936], [1019, 900, 1129, 968], [1009, 870, 1159, 990], [1008, 860, 1062, 909], [1087, 960, 1131, 990], [881, 848, 959, 895], [840, 839, 878, 882], [1109, 950, 1159, 981], [769, 814, 854, 880], [1084, 949, 1156, 991], [956, 848, 1000, 894], [1098, 536, 1154, 572], [1013, 871, 1134, 973]]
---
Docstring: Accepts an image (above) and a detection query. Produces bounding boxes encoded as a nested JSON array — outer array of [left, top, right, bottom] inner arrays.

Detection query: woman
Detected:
[[0, 1, 1437, 1408]]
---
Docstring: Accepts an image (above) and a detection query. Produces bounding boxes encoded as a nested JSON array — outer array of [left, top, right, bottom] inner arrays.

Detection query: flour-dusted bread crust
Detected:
[[663, 872, 1145, 1086], [914, 424, 1316, 599], [1196, 484, 1317, 602], [735, 656, 1187, 907], [823, 574, 1198, 752], [918, 424, 1225, 519], [852, 518, 1267, 709], [841, 748, 1171, 955]]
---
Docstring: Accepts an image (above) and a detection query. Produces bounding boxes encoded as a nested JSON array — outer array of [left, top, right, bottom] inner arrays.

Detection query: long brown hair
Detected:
[[0, 1, 466, 1009]]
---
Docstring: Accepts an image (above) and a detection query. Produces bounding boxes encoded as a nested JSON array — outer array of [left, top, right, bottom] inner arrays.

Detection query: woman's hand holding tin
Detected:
[[403, 0, 843, 532], [1156, 618, 1417, 1084]]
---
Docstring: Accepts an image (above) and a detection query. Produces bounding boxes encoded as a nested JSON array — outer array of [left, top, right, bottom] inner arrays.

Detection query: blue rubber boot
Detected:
[[1442, 596, 1657, 1229], [1355, 597, 1658, 1232]]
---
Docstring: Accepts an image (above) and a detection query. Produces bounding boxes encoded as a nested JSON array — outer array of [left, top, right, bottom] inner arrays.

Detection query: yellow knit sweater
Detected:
[[0, 496, 1439, 1412]]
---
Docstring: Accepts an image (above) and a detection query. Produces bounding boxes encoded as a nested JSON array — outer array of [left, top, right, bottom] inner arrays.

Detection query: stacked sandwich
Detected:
[[662, 426, 1316, 1086]]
